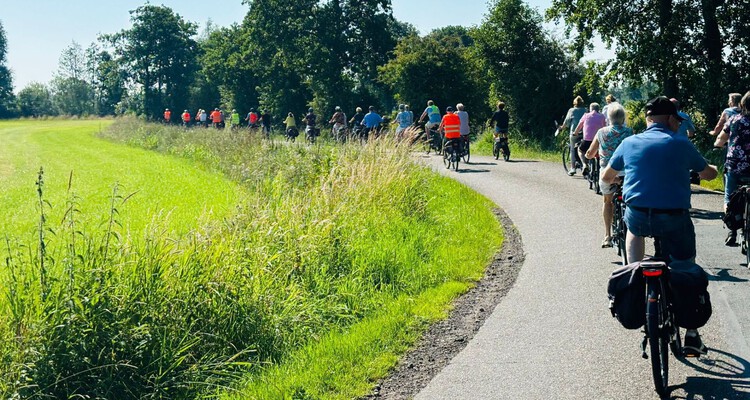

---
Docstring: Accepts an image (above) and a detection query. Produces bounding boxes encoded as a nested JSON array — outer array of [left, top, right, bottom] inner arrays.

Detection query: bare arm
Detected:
[[714, 130, 729, 148], [585, 135, 600, 159], [698, 164, 719, 181], [710, 112, 727, 136], [601, 165, 620, 184]]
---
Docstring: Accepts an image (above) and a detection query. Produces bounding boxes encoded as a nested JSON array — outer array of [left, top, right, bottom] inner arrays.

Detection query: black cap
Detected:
[[446, 106, 454, 112], [645, 96, 684, 120]]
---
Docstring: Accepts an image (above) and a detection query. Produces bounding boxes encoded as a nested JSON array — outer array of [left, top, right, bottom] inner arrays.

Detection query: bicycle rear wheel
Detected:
[[463, 140, 471, 163], [647, 285, 669, 397]]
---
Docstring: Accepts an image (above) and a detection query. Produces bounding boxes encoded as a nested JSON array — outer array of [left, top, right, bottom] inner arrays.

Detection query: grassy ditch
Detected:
[[1, 118, 502, 399]]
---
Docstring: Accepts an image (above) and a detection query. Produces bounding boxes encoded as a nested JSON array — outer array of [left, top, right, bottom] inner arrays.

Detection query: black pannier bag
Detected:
[[607, 262, 646, 329], [723, 188, 746, 231], [669, 260, 712, 329]]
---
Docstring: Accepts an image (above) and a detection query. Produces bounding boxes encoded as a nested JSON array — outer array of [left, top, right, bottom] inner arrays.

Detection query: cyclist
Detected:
[[439, 106, 462, 156], [456, 103, 470, 153], [260, 109, 272, 136], [349, 107, 365, 139], [419, 100, 441, 133], [362, 105, 383, 139], [245, 108, 259, 128], [181, 109, 191, 127], [713, 91, 750, 246], [490, 101, 510, 159], [573, 102, 606, 176], [710, 93, 743, 136], [602, 96, 718, 356], [210, 108, 223, 129], [304, 108, 318, 139], [197, 109, 208, 127], [284, 112, 298, 139], [392, 104, 412, 139], [163, 108, 171, 124], [329, 106, 347, 140], [601, 94, 618, 126], [585, 102, 633, 248], [230, 109, 241, 129], [670, 98, 696, 138], [560, 96, 587, 175]]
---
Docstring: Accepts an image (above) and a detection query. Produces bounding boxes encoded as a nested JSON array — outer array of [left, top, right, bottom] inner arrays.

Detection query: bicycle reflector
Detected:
[[642, 269, 663, 277]]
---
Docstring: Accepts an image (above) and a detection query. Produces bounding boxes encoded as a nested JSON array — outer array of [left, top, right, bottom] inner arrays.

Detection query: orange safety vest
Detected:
[[442, 113, 461, 139], [182, 112, 190, 122], [210, 110, 222, 122], [164, 111, 171, 120]]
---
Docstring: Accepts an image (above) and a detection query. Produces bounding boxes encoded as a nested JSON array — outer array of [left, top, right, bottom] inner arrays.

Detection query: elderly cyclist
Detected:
[[602, 96, 718, 357], [586, 102, 634, 247]]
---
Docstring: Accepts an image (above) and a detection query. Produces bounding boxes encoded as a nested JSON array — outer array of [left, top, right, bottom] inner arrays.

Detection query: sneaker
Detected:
[[683, 331, 708, 357], [726, 230, 738, 247], [601, 236, 613, 248], [568, 168, 576, 176]]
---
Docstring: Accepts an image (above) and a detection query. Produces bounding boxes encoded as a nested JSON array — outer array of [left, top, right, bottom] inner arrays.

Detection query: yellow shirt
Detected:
[[284, 116, 296, 128]]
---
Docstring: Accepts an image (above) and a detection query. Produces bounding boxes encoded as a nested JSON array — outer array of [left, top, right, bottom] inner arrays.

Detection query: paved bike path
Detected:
[[417, 154, 750, 399]]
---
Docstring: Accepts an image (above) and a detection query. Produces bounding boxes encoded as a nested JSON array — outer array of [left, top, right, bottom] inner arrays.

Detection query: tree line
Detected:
[[0, 0, 748, 144]]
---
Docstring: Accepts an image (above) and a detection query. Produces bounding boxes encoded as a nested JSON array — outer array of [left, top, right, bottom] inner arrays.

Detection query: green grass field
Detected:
[[0, 119, 242, 239], [0, 118, 503, 399]]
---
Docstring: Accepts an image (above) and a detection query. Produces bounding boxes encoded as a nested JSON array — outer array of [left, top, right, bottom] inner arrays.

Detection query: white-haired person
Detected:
[[586, 102, 634, 247]]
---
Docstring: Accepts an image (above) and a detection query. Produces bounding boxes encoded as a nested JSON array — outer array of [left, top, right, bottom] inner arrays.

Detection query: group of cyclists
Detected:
[[558, 91, 750, 358], [163, 108, 273, 134]]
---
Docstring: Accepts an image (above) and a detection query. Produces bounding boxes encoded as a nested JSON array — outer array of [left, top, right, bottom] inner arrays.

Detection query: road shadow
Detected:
[[456, 168, 491, 174], [692, 187, 723, 196], [668, 348, 750, 399], [707, 268, 749, 283], [690, 208, 724, 221], [467, 162, 497, 166], [503, 159, 539, 163]]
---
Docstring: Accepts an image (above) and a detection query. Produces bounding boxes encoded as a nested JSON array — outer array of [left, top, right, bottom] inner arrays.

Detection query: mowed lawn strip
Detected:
[[0, 119, 242, 239]]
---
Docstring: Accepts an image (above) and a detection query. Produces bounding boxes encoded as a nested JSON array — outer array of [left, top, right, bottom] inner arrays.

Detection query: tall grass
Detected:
[[0, 118, 502, 398]]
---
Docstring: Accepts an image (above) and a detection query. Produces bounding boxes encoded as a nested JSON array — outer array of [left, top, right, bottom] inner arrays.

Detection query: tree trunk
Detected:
[[658, 0, 679, 98], [702, 0, 723, 127]]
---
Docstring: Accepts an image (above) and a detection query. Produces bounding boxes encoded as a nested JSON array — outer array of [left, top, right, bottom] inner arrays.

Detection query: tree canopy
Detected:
[[0, 21, 14, 118]]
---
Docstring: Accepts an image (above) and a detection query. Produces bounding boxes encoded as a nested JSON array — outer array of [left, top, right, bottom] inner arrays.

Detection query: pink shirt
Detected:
[[576, 111, 606, 141]]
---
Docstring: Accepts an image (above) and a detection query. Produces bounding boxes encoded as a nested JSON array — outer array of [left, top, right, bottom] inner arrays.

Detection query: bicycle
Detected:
[[443, 139, 460, 170], [305, 125, 319, 144], [586, 156, 601, 194], [611, 183, 628, 266], [285, 127, 299, 143], [493, 133, 510, 161], [460, 135, 471, 163], [560, 131, 583, 175]]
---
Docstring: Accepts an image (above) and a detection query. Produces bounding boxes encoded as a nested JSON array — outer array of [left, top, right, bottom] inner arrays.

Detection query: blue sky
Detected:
[[2, 0, 611, 92]]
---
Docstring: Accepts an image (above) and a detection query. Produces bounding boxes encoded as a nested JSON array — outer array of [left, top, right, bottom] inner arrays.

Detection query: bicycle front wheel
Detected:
[[562, 143, 571, 173], [647, 286, 669, 397]]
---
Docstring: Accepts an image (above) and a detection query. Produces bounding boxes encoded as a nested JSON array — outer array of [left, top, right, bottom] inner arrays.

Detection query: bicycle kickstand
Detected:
[[641, 335, 649, 359]]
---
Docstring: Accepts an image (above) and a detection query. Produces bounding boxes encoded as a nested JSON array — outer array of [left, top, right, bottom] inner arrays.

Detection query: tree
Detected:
[[17, 82, 56, 117], [104, 5, 199, 118], [0, 21, 15, 118], [86, 44, 126, 116], [547, 0, 750, 128], [51, 42, 96, 115], [473, 0, 580, 140], [378, 27, 488, 123]]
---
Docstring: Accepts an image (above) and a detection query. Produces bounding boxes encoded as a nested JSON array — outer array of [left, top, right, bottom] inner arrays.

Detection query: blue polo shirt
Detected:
[[675, 111, 696, 138], [362, 112, 383, 128], [608, 123, 707, 209]]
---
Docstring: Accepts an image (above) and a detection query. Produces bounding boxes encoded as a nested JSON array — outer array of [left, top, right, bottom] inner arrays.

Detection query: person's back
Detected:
[[456, 109, 469, 136], [579, 110, 607, 141], [363, 109, 382, 128], [564, 107, 586, 135], [261, 112, 271, 126], [426, 104, 441, 124], [442, 109, 461, 140], [285, 113, 296, 128], [613, 127, 702, 210], [492, 109, 509, 131], [305, 112, 317, 127]]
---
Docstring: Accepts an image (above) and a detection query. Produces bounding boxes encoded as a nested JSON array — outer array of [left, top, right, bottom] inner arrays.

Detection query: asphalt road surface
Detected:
[[416, 153, 750, 400]]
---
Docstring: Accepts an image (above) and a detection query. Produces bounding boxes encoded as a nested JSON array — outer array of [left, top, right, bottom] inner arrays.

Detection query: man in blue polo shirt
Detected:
[[602, 96, 717, 356]]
